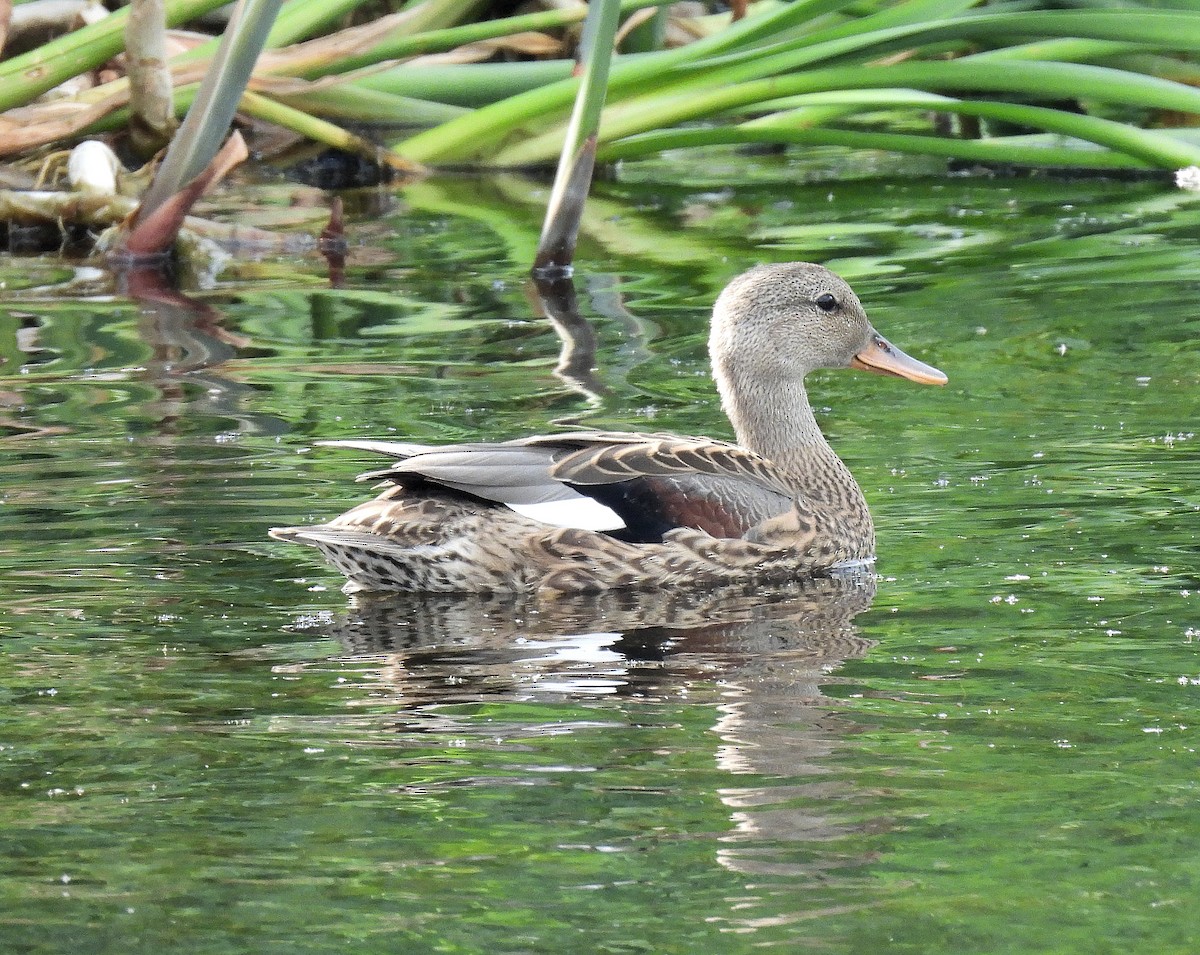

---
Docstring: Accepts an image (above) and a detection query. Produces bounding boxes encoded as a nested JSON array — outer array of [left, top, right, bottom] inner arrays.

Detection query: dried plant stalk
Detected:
[[126, 0, 179, 156]]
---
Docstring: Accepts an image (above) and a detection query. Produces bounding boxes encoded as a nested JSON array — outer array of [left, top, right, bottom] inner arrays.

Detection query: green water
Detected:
[[1, 155, 1198, 952]]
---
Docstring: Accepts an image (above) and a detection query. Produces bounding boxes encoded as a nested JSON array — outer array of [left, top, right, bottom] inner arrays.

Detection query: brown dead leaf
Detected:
[[0, 91, 128, 157], [121, 130, 249, 255], [407, 32, 565, 66], [614, 9, 658, 48], [255, 6, 438, 78]]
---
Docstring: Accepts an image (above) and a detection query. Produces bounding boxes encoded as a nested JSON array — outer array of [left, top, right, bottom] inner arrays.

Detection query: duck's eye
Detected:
[[815, 293, 839, 312]]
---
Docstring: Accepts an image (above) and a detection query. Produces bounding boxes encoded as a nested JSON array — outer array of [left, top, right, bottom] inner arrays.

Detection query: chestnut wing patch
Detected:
[[571, 474, 793, 543]]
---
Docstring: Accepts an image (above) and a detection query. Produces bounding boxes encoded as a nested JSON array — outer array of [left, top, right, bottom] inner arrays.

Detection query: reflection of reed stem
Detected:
[[529, 272, 605, 408], [124, 264, 287, 436]]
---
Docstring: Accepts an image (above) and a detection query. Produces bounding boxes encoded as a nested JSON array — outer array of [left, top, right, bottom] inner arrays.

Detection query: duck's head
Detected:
[[710, 262, 947, 386]]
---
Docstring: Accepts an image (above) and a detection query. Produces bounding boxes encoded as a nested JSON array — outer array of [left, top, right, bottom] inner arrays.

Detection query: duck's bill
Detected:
[[851, 333, 947, 385]]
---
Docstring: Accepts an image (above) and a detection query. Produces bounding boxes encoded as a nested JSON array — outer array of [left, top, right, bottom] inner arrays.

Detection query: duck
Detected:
[[270, 262, 946, 594]]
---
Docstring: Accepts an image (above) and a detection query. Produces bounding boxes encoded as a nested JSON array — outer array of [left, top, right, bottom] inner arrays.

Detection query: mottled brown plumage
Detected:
[[271, 263, 946, 593]]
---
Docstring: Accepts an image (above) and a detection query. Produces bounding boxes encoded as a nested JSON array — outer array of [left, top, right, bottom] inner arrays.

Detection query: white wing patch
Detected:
[[507, 496, 626, 531]]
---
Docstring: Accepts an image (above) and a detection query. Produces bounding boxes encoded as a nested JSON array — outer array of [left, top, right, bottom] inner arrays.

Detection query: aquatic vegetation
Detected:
[[0, 0, 1199, 177]]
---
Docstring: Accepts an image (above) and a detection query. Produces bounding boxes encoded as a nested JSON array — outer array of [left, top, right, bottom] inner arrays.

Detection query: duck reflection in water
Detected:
[[291, 569, 878, 881]]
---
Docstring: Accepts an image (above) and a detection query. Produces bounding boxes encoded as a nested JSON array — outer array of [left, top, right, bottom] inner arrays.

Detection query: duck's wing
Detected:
[[532, 432, 799, 541], [321, 433, 800, 542], [527, 431, 795, 495], [320, 438, 585, 504]]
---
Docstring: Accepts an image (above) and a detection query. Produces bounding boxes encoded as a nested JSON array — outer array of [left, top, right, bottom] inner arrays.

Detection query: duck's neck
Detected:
[[721, 376, 821, 465], [717, 371, 868, 515]]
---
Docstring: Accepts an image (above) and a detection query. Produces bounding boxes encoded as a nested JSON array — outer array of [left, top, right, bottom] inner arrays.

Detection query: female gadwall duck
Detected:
[[271, 263, 946, 593]]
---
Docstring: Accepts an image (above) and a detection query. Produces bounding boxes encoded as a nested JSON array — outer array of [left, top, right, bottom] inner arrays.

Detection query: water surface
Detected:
[[1, 156, 1198, 952]]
